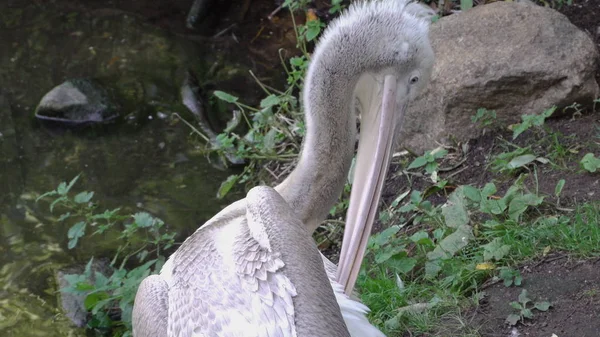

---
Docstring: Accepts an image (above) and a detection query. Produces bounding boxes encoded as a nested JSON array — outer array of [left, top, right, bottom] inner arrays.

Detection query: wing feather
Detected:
[[165, 202, 297, 337]]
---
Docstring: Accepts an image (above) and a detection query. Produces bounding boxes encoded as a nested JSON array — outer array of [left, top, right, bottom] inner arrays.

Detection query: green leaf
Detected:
[[407, 156, 428, 170], [91, 298, 114, 315], [213, 90, 239, 103], [374, 226, 400, 246], [50, 196, 68, 213], [84, 258, 94, 276], [508, 193, 544, 221], [580, 153, 600, 172], [90, 208, 121, 220], [305, 23, 321, 41], [424, 161, 438, 174], [217, 175, 239, 199], [462, 185, 481, 202], [427, 225, 473, 260], [74, 191, 94, 204], [260, 94, 281, 109], [506, 314, 520, 326], [482, 238, 511, 261], [518, 289, 531, 304], [522, 308, 533, 319], [388, 256, 417, 274], [133, 212, 154, 228], [58, 212, 71, 222], [481, 183, 497, 197], [74, 282, 95, 292], [425, 259, 442, 278], [94, 272, 109, 288], [67, 221, 86, 249], [374, 245, 406, 264], [36, 190, 58, 202], [514, 274, 523, 286], [512, 122, 530, 140], [534, 301, 551, 311], [510, 301, 523, 310], [480, 198, 507, 215], [58, 174, 81, 196], [262, 128, 278, 153], [507, 154, 537, 169], [432, 148, 448, 159], [433, 228, 445, 241], [555, 179, 566, 197], [442, 189, 469, 228], [409, 231, 429, 243], [84, 291, 110, 311]]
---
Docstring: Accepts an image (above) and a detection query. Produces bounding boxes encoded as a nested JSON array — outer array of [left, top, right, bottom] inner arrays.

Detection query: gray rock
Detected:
[[34, 79, 119, 126], [55, 259, 113, 327], [401, 2, 599, 153]]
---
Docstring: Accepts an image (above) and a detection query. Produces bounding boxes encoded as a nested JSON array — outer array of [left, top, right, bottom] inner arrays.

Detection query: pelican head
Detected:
[[302, 0, 435, 294]]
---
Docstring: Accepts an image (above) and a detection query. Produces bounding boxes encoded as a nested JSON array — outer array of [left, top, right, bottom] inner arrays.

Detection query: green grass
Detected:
[[353, 135, 599, 336]]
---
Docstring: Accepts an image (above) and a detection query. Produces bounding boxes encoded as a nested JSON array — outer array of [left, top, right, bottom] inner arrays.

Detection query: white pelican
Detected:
[[132, 0, 434, 336]]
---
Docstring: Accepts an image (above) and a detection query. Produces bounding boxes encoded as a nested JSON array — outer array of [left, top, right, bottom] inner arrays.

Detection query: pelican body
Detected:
[[132, 1, 434, 336]]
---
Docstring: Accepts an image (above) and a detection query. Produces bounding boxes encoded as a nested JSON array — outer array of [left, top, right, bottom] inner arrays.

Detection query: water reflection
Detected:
[[0, 1, 258, 335]]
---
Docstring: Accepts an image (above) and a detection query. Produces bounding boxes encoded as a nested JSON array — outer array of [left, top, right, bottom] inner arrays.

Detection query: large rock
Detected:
[[401, 2, 599, 153]]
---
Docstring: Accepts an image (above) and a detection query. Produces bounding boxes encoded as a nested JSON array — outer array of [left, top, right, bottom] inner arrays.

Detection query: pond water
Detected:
[[0, 1, 280, 335]]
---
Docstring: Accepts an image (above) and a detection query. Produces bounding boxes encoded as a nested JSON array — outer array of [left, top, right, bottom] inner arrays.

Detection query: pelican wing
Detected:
[[164, 200, 298, 337]]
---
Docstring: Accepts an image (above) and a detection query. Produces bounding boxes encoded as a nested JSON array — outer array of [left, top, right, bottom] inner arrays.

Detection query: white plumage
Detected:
[[132, 1, 434, 336]]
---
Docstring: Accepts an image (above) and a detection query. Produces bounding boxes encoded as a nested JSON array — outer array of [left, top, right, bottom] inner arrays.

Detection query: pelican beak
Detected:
[[336, 74, 406, 295]]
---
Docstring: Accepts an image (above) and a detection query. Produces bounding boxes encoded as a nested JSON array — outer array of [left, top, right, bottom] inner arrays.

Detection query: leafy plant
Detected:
[[506, 289, 551, 326], [407, 147, 448, 175], [183, 0, 329, 200], [580, 153, 600, 173], [490, 146, 548, 175], [471, 108, 497, 128], [38, 175, 176, 336], [329, 0, 345, 14], [511, 106, 556, 140], [498, 267, 523, 287]]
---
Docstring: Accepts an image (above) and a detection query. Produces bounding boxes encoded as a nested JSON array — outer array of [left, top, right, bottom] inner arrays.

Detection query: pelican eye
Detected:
[[409, 76, 419, 84]]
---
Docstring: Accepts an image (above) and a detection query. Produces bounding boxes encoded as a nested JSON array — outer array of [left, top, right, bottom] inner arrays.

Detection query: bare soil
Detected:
[[473, 257, 600, 337]]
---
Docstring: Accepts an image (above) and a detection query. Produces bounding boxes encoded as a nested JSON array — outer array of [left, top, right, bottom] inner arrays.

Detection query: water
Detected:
[[0, 1, 265, 335]]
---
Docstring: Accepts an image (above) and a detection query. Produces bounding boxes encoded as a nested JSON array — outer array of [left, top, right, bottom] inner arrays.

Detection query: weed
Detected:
[[498, 267, 523, 287], [329, 0, 345, 14], [407, 147, 448, 176], [37, 175, 175, 336], [506, 289, 551, 326], [580, 153, 600, 173], [184, 0, 330, 199], [489, 146, 548, 175], [511, 106, 556, 140], [471, 108, 497, 129]]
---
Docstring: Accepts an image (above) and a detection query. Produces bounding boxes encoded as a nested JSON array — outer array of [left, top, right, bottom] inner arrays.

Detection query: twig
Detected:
[[444, 165, 470, 180], [438, 157, 468, 172], [531, 254, 567, 269], [250, 25, 266, 44], [213, 24, 237, 38], [268, 4, 284, 20]]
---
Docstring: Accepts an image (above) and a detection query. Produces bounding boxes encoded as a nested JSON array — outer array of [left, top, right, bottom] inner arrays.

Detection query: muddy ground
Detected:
[[473, 257, 600, 337]]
